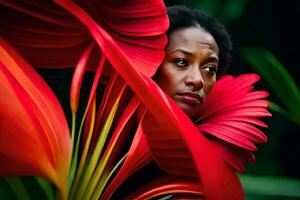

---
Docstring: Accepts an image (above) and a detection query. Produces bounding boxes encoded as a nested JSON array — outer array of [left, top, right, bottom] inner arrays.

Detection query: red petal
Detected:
[[0, 0, 168, 76], [0, 38, 71, 198], [125, 175, 203, 200], [101, 120, 152, 200], [196, 74, 271, 172], [0, 0, 88, 68], [208, 138, 255, 173], [70, 42, 94, 113]]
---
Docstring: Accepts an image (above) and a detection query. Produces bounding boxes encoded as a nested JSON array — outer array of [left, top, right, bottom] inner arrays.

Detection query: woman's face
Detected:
[[155, 26, 219, 118]]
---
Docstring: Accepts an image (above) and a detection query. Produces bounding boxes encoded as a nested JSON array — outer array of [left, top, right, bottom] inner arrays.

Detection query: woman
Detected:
[[154, 5, 232, 121]]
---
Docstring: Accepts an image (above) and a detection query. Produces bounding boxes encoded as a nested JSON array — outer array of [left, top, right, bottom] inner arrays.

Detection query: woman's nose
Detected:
[[185, 67, 204, 91]]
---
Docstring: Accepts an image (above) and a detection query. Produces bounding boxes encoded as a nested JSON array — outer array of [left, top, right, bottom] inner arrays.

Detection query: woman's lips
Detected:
[[177, 92, 203, 104]]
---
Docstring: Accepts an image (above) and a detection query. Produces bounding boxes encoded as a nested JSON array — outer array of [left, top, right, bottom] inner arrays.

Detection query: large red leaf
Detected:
[[0, 38, 71, 199], [0, 0, 168, 76], [0, 0, 88, 68]]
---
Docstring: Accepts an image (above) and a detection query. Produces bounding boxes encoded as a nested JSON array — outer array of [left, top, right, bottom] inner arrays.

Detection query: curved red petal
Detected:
[[0, 38, 71, 198], [0, 0, 168, 76], [101, 121, 152, 200], [0, 0, 88, 68], [196, 74, 271, 172], [70, 42, 94, 113], [125, 175, 203, 200]]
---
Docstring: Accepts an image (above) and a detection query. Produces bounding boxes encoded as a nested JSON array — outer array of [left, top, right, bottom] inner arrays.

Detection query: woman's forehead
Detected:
[[167, 27, 219, 54]]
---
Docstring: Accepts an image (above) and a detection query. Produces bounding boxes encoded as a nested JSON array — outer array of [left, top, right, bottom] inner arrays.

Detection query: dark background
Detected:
[[235, 0, 300, 179]]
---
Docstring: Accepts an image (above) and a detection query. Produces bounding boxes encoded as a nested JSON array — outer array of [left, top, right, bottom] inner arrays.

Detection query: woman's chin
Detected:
[[176, 102, 199, 118]]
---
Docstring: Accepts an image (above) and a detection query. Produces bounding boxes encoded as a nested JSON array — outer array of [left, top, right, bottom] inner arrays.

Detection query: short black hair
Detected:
[[167, 5, 232, 76]]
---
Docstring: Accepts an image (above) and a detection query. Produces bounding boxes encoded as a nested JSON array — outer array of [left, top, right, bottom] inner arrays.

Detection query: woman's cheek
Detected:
[[204, 80, 216, 96]]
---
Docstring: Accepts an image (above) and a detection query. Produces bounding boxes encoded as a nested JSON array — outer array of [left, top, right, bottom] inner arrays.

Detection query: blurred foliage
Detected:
[[165, 0, 249, 25], [240, 175, 300, 199], [241, 46, 300, 126], [0, 177, 55, 200]]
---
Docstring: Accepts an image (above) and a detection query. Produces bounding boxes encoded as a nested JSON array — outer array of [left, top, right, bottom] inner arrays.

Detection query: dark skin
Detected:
[[155, 26, 219, 118]]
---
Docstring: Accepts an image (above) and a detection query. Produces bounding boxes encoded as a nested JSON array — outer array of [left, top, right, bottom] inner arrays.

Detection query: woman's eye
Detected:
[[203, 65, 217, 74], [174, 58, 188, 68]]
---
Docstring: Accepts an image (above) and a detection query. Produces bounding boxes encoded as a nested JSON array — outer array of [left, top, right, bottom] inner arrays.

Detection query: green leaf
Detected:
[[35, 177, 55, 200], [268, 102, 293, 122], [193, 0, 219, 16], [5, 177, 31, 200], [184, 0, 248, 25], [158, 194, 174, 200], [240, 175, 300, 197], [219, 0, 248, 25], [91, 153, 127, 199], [75, 93, 122, 199], [0, 179, 14, 200], [241, 46, 300, 125], [0, 187, 10, 200], [68, 113, 77, 191], [0, 177, 55, 200], [69, 99, 97, 199]]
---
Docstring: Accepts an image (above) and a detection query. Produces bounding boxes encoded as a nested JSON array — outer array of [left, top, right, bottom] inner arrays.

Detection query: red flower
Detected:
[[195, 74, 271, 172]]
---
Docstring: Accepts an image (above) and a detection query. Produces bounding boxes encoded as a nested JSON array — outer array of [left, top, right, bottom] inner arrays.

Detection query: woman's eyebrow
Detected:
[[170, 49, 219, 62], [206, 56, 219, 63], [170, 48, 193, 55]]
